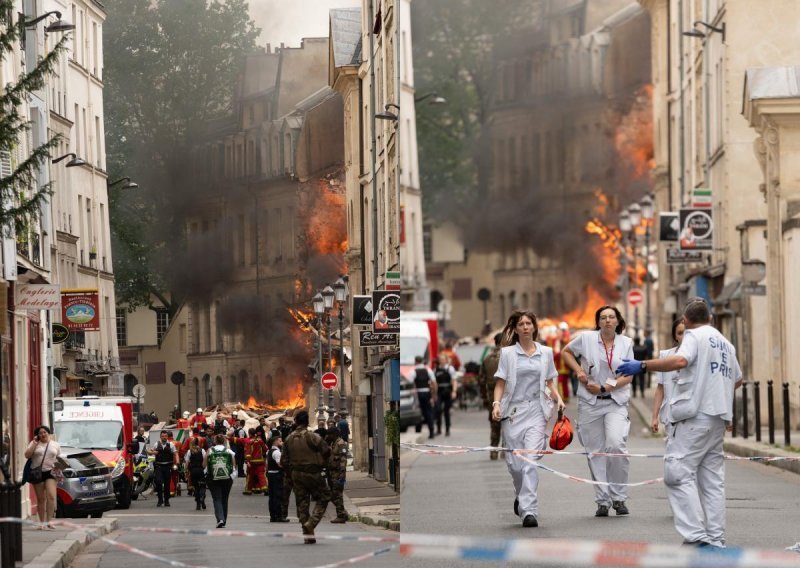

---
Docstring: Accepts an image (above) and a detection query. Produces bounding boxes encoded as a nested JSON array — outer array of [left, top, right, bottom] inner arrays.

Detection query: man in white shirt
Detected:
[[617, 299, 742, 548]]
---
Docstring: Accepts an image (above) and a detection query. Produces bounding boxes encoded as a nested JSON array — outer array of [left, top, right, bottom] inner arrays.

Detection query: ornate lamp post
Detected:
[[619, 210, 632, 326], [628, 203, 642, 338], [640, 194, 655, 337], [322, 285, 335, 418], [313, 292, 325, 419], [333, 276, 350, 416]]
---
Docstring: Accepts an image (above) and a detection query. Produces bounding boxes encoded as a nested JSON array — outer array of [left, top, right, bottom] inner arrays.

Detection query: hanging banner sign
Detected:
[[371, 290, 400, 333], [666, 247, 704, 264], [16, 284, 61, 310], [679, 208, 713, 250], [352, 295, 374, 326], [61, 289, 100, 331], [359, 330, 398, 346], [659, 212, 679, 242], [52, 323, 70, 344]]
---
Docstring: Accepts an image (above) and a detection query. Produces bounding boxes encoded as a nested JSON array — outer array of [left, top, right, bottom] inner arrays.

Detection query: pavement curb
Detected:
[[25, 518, 118, 568], [355, 513, 399, 532]]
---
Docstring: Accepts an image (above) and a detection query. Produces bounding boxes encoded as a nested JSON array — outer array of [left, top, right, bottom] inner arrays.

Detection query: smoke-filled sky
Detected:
[[249, 0, 360, 47]]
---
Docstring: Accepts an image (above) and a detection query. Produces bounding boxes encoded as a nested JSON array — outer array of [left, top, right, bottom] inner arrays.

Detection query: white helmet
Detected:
[[559, 321, 569, 331], [182, 411, 190, 418], [196, 408, 203, 413]]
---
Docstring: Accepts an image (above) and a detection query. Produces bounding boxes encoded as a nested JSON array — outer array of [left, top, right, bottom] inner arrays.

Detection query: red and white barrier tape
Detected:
[[513, 452, 664, 487], [401, 442, 800, 461], [0, 517, 397, 568], [400, 533, 800, 567]]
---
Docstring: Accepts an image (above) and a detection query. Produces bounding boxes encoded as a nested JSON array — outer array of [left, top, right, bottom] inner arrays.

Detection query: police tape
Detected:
[[513, 453, 664, 487], [399, 533, 800, 567], [0, 517, 397, 568], [401, 442, 800, 462], [127, 525, 399, 542]]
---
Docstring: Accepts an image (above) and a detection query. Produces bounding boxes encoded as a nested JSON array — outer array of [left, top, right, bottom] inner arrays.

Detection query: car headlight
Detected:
[[111, 458, 126, 478]]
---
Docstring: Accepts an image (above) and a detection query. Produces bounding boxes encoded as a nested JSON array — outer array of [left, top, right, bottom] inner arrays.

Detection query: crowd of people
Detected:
[[132, 408, 350, 542]]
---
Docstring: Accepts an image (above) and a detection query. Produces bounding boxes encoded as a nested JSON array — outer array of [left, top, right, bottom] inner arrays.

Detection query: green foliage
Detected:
[[411, 0, 543, 215], [0, 1, 69, 229], [384, 408, 400, 446], [103, 0, 259, 314]]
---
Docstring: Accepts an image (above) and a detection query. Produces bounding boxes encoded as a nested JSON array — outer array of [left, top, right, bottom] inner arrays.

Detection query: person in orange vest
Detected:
[[243, 428, 268, 495], [176, 411, 191, 429]]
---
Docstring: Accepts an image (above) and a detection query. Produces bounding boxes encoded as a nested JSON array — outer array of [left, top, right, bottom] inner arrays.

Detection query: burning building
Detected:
[[173, 39, 347, 412], [425, 0, 653, 335]]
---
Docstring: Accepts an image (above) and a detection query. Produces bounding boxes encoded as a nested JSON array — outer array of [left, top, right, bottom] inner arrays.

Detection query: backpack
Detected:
[[207, 448, 233, 481]]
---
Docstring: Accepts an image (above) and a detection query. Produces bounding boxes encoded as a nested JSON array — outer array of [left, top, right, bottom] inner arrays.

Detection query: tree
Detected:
[[0, 2, 68, 236], [103, 0, 259, 314], [411, 0, 544, 216]]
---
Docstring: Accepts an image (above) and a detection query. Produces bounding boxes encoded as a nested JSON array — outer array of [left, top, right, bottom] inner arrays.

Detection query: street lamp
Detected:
[[333, 275, 350, 416], [618, 211, 632, 326], [322, 285, 335, 417], [627, 203, 642, 337], [22, 10, 76, 33], [414, 92, 447, 105], [640, 195, 655, 337], [376, 103, 399, 121], [108, 177, 139, 189], [52, 153, 86, 167], [313, 292, 325, 419]]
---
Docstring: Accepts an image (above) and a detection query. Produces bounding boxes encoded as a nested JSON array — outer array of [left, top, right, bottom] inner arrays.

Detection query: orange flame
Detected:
[[272, 381, 306, 409], [247, 395, 258, 408], [614, 84, 655, 179]]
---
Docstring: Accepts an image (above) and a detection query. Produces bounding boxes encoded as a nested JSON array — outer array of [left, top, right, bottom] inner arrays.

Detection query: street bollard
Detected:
[[754, 380, 762, 442], [0, 472, 23, 568], [783, 382, 791, 447], [740, 381, 747, 439], [768, 380, 775, 445]]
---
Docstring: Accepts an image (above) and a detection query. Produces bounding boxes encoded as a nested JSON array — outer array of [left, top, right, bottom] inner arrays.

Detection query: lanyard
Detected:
[[603, 339, 614, 371]]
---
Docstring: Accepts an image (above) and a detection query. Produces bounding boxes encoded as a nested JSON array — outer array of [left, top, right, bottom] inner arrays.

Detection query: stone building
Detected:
[[640, 0, 800, 426], [425, 0, 651, 337], [330, 0, 399, 482]]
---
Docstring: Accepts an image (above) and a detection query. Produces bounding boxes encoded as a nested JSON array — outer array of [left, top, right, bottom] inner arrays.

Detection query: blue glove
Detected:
[[616, 359, 643, 376]]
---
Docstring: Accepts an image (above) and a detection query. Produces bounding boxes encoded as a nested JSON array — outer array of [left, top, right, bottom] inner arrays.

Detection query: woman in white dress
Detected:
[[491, 310, 565, 528], [650, 318, 686, 436]]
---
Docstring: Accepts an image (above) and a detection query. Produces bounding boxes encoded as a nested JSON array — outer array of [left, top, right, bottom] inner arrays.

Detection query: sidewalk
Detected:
[[22, 517, 117, 568], [627, 387, 800, 476], [343, 469, 400, 531]]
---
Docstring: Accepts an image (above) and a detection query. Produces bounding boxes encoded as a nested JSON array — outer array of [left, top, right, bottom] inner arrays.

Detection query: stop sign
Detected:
[[321, 372, 338, 390], [627, 288, 644, 307]]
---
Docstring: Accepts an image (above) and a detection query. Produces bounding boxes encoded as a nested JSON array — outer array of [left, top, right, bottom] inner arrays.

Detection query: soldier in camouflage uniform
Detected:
[[325, 423, 349, 523], [477, 333, 503, 460], [280, 410, 331, 544]]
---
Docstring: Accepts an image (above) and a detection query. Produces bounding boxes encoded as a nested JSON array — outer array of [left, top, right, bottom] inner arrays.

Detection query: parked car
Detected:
[[55, 447, 116, 518], [399, 377, 423, 433]]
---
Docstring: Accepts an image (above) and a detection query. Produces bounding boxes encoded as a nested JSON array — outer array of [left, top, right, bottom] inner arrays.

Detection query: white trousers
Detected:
[[577, 398, 630, 505], [663, 415, 726, 546], [502, 401, 547, 519]]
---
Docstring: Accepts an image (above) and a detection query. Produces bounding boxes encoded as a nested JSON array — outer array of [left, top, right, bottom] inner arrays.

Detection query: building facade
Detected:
[[0, 0, 118, 517], [640, 0, 799, 425], [330, 0, 399, 482]]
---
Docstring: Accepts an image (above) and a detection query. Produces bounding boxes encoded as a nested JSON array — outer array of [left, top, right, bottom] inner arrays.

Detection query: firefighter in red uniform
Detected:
[[189, 408, 207, 429], [176, 411, 191, 429], [166, 431, 180, 496], [243, 428, 268, 495]]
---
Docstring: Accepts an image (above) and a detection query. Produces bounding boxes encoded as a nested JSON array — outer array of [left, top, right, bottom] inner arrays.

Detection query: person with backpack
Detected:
[[184, 437, 207, 510], [412, 355, 437, 439], [434, 354, 457, 436], [206, 434, 237, 528]]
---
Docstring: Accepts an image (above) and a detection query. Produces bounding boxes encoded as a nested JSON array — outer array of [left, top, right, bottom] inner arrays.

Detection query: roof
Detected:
[[330, 7, 362, 68], [744, 66, 800, 100], [294, 86, 339, 113]]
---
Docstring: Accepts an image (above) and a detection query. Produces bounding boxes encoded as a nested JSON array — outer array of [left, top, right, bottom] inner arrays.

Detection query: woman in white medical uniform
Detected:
[[650, 318, 686, 436], [491, 310, 565, 528], [561, 305, 634, 517]]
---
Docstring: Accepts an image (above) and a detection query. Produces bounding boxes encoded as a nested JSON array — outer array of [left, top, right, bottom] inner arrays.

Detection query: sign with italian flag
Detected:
[[385, 271, 401, 291], [692, 187, 712, 208]]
